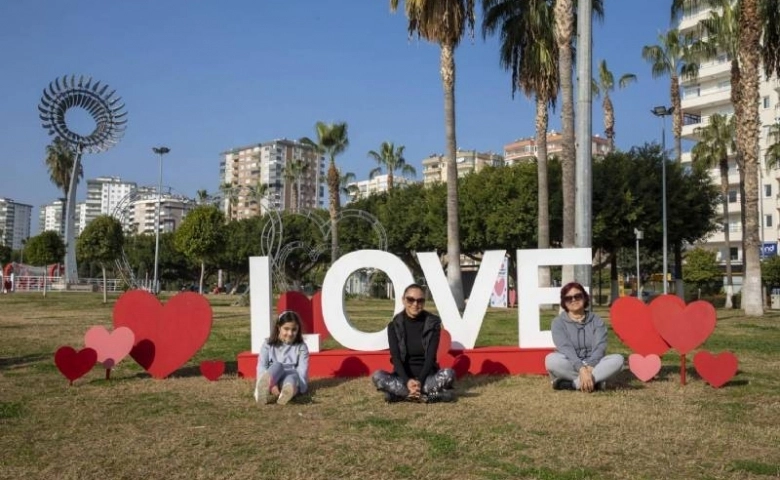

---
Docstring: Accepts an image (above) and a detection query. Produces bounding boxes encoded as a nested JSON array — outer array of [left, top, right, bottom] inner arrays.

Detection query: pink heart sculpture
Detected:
[[113, 291, 213, 379], [84, 326, 135, 369], [694, 351, 738, 388], [610, 297, 670, 356], [628, 353, 662, 382], [54, 346, 97, 383], [199, 360, 225, 381], [653, 300, 716, 355]]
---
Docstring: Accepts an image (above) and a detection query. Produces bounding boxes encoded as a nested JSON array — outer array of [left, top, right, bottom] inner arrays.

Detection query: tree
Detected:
[[24, 231, 65, 297], [284, 159, 309, 213], [45, 138, 82, 201], [245, 181, 270, 216], [340, 170, 359, 204], [220, 182, 238, 220], [300, 121, 349, 264], [174, 206, 225, 294], [76, 215, 124, 303], [761, 255, 780, 289], [367, 142, 415, 191], [390, 0, 476, 310], [0, 244, 11, 265], [683, 247, 724, 296], [196, 189, 211, 205], [592, 59, 637, 152], [766, 122, 780, 169], [692, 113, 737, 308]]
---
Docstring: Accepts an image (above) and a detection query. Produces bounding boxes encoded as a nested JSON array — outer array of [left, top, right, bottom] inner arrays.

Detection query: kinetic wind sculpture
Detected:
[[39, 75, 127, 283]]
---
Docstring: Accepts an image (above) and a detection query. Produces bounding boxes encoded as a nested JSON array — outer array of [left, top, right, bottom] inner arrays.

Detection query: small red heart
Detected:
[[54, 346, 97, 383], [113, 291, 213, 379], [199, 360, 225, 381], [694, 351, 738, 388], [654, 300, 716, 354], [610, 297, 670, 356], [628, 353, 662, 382]]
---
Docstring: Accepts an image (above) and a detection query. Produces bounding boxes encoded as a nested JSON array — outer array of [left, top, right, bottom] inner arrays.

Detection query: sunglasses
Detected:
[[563, 293, 584, 303], [405, 296, 426, 305]]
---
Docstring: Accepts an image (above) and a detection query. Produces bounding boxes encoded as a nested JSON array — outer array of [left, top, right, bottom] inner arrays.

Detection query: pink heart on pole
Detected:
[[54, 346, 97, 383], [84, 326, 135, 367], [493, 278, 506, 297], [628, 353, 662, 382], [653, 300, 716, 355], [693, 351, 738, 388], [610, 297, 670, 356]]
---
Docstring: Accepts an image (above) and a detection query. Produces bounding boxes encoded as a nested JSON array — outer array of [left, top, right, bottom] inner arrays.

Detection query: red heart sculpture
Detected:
[[693, 351, 738, 388], [54, 346, 97, 383], [437, 328, 454, 368], [654, 300, 716, 355], [610, 297, 670, 356], [199, 360, 225, 381], [628, 353, 662, 382], [84, 325, 135, 368], [113, 291, 213, 379], [277, 291, 314, 334], [311, 291, 330, 341]]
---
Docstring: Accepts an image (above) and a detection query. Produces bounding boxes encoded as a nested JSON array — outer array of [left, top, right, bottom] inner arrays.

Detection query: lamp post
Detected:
[[152, 146, 170, 294], [651, 106, 674, 294], [634, 228, 643, 298]]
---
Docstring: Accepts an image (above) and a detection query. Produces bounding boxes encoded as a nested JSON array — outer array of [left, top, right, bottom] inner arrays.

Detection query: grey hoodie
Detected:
[[550, 311, 608, 371]]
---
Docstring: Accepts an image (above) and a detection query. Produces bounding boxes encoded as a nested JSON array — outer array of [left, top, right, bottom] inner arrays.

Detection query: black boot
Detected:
[[423, 390, 455, 403], [384, 392, 405, 403]]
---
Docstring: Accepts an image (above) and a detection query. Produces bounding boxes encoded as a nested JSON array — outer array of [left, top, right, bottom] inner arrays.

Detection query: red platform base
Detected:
[[237, 346, 553, 379]]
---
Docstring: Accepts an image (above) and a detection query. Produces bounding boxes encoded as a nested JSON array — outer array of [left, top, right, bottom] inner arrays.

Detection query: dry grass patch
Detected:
[[0, 293, 779, 479]]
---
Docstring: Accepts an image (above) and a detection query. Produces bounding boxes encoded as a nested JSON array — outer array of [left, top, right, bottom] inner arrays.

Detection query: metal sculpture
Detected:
[[39, 75, 127, 283]]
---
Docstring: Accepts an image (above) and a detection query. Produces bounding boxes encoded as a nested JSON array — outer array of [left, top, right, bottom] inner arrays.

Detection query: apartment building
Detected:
[[0, 198, 32, 249], [677, 4, 780, 278], [503, 131, 611, 165], [127, 187, 195, 235], [346, 174, 414, 202], [421, 150, 504, 185], [85, 176, 137, 227], [219, 139, 325, 220], [39, 199, 65, 237]]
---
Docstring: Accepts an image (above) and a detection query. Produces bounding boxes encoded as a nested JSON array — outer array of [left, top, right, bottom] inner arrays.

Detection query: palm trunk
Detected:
[[536, 95, 551, 289], [441, 42, 465, 310], [730, 60, 747, 264], [328, 160, 340, 263], [720, 164, 734, 309], [737, 0, 763, 315], [671, 75, 682, 162], [556, 0, 575, 284], [388, 171, 394, 191], [199, 260, 205, 295], [604, 95, 615, 152], [610, 250, 618, 303], [102, 265, 108, 304]]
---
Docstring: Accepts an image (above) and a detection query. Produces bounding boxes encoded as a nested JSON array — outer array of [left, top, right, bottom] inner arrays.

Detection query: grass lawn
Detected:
[[1, 292, 779, 480]]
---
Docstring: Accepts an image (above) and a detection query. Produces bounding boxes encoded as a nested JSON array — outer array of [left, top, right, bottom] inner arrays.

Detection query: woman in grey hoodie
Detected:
[[545, 282, 624, 392]]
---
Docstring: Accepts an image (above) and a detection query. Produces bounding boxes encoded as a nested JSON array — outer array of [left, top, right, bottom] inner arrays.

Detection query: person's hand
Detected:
[[270, 385, 280, 396], [579, 367, 594, 393], [406, 379, 421, 398]]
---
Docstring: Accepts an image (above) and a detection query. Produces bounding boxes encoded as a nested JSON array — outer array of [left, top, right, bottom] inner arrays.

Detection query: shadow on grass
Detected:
[[0, 353, 50, 371]]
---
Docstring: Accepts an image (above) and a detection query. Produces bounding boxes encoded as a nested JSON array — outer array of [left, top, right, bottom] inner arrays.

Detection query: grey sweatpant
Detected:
[[372, 368, 455, 397], [545, 352, 624, 389], [257, 362, 303, 392]]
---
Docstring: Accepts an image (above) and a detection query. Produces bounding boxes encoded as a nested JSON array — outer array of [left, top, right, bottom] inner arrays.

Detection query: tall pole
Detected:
[[575, 0, 593, 286], [63, 146, 83, 284], [652, 106, 673, 295], [152, 146, 170, 294], [634, 228, 643, 298]]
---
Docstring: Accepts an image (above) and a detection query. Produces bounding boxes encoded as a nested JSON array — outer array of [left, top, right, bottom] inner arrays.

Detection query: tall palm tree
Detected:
[[340, 170, 359, 204], [766, 122, 780, 169], [642, 29, 699, 164], [390, 0, 476, 310], [196, 189, 211, 205], [367, 142, 415, 191], [284, 160, 309, 213], [219, 182, 238, 220], [45, 138, 82, 237], [692, 113, 737, 308], [592, 59, 637, 152], [245, 181, 269, 215], [301, 121, 349, 263]]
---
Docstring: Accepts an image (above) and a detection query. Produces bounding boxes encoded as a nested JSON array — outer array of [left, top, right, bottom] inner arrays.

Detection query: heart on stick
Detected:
[[113, 290, 213, 379], [493, 277, 506, 297], [610, 297, 670, 356], [653, 300, 716, 355], [200, 360, 225, 381], [84, 326, 135, 369], [628, 353, 662, 382], [54, 346, 97, 383], [693, 351, 738, 388]]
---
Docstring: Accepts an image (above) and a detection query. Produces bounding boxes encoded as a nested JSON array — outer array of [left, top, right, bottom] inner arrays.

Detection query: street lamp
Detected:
[[634, 228, 643, 298], [152, 146, 170, 294], [651, 105, 674, 294]]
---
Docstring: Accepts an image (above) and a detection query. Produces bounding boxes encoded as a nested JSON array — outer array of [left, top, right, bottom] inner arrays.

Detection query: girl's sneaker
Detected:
[[277, 383, 295, 405], [253, 372, 271, 403]]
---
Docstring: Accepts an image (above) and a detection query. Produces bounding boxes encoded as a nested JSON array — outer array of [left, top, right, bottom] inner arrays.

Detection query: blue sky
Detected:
[[0, 1, 676, 234]]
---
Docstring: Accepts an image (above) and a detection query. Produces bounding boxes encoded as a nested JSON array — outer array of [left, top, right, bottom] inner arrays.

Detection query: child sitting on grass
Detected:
[[254, 311, 309, 405]]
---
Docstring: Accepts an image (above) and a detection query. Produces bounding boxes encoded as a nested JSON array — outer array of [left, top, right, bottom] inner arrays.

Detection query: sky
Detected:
[[0, 0, 678, 235]]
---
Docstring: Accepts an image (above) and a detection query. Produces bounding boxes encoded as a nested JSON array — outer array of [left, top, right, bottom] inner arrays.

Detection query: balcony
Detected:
[[695, 58, 731, 81]]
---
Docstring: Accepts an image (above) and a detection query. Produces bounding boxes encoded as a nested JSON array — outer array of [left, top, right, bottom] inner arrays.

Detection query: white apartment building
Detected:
[[85, 176, 137, 228], [677, 4, 780, 282], [0, 198, 32, 250], [127, 188, 195, 235], [346, 174, 414, 202], [39, 199, 65, 237], [219, 139, 325, 220], [422, 150, 504, 185], [503, 132, 611, 165], [76, 202, 88, 235]]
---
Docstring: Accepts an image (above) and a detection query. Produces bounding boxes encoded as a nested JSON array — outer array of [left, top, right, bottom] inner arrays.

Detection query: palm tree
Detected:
[[45, 138, 82, 238], [390, 0, 476, 310], [367, 142, 415, 191], [284, 159, 309, 213], [766, 122, 780, 169], [196, 189, 211, 205], [340, 170, 359, 204], [642, 29, 699, 164], [592, 59, 637, 152], [245, 181, 270, 215], [692, 114, 736, 308], [219, 182, 238, 220], [301, 121, 349, 263]]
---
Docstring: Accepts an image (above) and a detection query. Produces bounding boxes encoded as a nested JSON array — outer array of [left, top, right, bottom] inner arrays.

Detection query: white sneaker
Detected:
[[277, 383, 296, 405], [253, 372, 271, 403]]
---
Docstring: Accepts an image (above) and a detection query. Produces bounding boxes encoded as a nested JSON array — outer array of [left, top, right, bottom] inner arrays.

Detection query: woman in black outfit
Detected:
[[371, 283, 455, 403]]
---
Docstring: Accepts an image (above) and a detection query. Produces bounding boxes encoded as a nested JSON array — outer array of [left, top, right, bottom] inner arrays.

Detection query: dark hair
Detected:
[[403, 283, 426, 297], [268, 310, 304, 346], [559, 282, 590, 311]]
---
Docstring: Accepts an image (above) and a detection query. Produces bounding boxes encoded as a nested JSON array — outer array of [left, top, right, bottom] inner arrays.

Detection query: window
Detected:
[[729, 247, 739, 261], [764, 96, 771, 109], [766, 184, 773, 197], [766, 215, 773, 228], [728, 190, 738, 203]]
